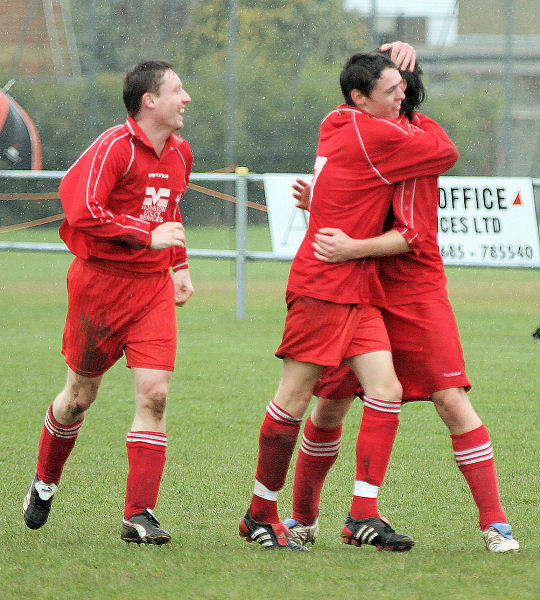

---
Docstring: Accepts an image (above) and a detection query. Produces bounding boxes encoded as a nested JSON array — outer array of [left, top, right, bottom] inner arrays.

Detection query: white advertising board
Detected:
[[264, 174, 311, 259], [437, 177, 540, 267], [263, 174, 540, 268]]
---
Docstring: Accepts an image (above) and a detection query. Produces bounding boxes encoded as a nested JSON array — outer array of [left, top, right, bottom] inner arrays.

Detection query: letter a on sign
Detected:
[[264, 174, 310, 259]]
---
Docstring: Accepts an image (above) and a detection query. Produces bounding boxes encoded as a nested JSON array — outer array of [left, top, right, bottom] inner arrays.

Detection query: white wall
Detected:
[[346, 0, 458, 45]]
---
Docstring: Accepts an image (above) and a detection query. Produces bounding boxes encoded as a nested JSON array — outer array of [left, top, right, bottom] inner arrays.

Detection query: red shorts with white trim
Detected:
[[314, 296, 471, 401], [275, 292, 390, 366], [62, 258, 177, 377]]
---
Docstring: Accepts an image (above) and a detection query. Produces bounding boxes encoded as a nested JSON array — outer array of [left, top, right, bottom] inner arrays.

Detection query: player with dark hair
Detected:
[[23, 60, 194, 545], [286, 43, 519, 553], [238, 48, 458, 550]]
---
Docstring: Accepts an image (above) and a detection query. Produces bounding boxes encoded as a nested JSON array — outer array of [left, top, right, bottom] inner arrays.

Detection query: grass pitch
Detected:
[[0, 227, 539, 600]]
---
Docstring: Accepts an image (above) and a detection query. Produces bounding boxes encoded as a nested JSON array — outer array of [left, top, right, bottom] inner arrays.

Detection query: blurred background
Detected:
[[0, 0, 539, 226]]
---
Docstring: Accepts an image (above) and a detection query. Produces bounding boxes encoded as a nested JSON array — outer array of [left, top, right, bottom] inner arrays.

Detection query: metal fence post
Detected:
[[235, 166, 249, 320]]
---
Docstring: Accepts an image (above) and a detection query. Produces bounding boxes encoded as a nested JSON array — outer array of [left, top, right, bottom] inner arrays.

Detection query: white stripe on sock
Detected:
[[44, 411, 83, 439], [362, 395, 401, 413], [454, 441, 492, 457], [126, 432, 168, 447], [266, 400, 302, 423], [454, 441, 493, 466], [300, 435, 341, 457]]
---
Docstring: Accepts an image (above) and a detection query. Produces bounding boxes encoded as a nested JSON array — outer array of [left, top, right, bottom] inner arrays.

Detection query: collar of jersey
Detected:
[[125, 116, 178, 154]]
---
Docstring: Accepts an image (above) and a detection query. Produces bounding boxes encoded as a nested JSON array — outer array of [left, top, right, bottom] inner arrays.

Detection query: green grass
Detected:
[[0, 228, 539, 600]]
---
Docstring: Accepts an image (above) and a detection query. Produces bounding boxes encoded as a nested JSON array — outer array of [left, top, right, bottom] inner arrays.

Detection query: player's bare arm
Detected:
[[291, 179, 411, 262], [173, 268, 194, 307], [150, 221, 185, 249], [314, 228, 411, 263]]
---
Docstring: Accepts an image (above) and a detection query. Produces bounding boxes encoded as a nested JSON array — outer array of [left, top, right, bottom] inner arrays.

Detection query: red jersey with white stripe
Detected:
[[380, 113, 452, 304], [59, 116, 193, 274], [287, 105, 458, 305]]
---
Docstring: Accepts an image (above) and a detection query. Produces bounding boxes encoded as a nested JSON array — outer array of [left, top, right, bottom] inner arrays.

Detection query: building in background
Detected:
[[346, 0, 458, 46], [0, 0, 80, 78], [347, 0, 540, 177]]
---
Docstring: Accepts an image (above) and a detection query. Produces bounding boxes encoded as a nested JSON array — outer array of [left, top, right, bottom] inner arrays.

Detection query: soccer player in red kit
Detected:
[[23, 61, 194, 544], [239, 51, 459, 549], [285, 43, 519, 553]]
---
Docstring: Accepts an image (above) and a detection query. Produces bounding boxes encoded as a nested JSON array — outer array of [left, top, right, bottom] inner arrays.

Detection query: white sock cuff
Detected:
[[353, 480, 379, 498], [253, 479, 279, 501]]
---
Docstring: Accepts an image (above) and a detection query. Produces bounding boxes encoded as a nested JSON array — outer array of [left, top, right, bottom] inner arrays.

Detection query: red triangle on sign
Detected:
[[513, 192, 522, 205]]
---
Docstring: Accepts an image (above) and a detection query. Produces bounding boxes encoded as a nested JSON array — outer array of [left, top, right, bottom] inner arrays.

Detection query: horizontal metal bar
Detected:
[[0, 170, 267, 183], [0, 241, 292, 261]]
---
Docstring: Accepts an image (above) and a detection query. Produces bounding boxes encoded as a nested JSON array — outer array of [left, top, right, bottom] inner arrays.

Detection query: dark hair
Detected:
[[340, 52, 396, 106], [379, 49, 425, 121], [123, 60, 174, 117]]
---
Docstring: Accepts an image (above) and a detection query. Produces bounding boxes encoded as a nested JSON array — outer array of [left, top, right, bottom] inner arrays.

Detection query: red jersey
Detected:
[[380, 113, 452, 304], [287, 105, 458, 304], [59, 116, 193, 274]]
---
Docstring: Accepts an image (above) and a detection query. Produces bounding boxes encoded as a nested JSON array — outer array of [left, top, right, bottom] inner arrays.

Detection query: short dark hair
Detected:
[[378, 49, 425, 121], [340, 52, 396, 106], [123, 60, 174, 117]]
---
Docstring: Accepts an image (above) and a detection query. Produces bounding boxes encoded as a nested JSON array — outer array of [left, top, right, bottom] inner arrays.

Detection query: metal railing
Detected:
[[0, 169, 279, 320], [2, 171, 540, 319]]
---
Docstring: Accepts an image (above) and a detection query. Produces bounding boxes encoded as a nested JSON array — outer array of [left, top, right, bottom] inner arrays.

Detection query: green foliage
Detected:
[[0, 244, 539, 599], [423, 75, 504, 176], [0, 73, 125, 170], [0, 1, 510, 178]]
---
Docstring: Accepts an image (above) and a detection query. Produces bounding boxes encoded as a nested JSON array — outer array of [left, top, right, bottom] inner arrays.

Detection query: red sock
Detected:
[[249, 400, 301, 523], [36, 405, 84, 484], [124, 431, 167, 520], [350, 397, 400, 520], [292, 416, 341, 525], [451, 424, 507, 530]]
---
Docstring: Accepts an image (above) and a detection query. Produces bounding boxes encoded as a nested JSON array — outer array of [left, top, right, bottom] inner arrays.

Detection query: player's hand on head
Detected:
[[380, 41, 416, 72], [292, 178, 312, 211], [150, 222, 185, 249]]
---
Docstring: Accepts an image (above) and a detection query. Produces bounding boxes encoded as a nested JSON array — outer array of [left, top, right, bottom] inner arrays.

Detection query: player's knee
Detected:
[[432, 387, 468, 412], [138, 385, 168, 419], [370, 379, 402, 402], [55, 386, 97, 421]]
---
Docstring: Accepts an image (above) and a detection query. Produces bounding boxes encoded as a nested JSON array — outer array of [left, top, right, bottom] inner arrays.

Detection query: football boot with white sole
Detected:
[[482, 522, 519, 553]]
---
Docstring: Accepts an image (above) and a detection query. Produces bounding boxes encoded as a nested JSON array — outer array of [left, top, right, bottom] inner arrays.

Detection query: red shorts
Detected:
[[62, 258, 177, 377], [275, 292, 390, 366], [314, 296, 471, 401]]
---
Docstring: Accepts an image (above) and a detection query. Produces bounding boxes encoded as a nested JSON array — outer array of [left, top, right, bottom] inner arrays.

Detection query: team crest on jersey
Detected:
[[141, 186, 170, 222]]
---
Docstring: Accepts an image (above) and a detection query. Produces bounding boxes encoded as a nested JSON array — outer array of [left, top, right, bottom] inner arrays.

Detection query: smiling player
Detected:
[[23, 61, 194, 544]]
